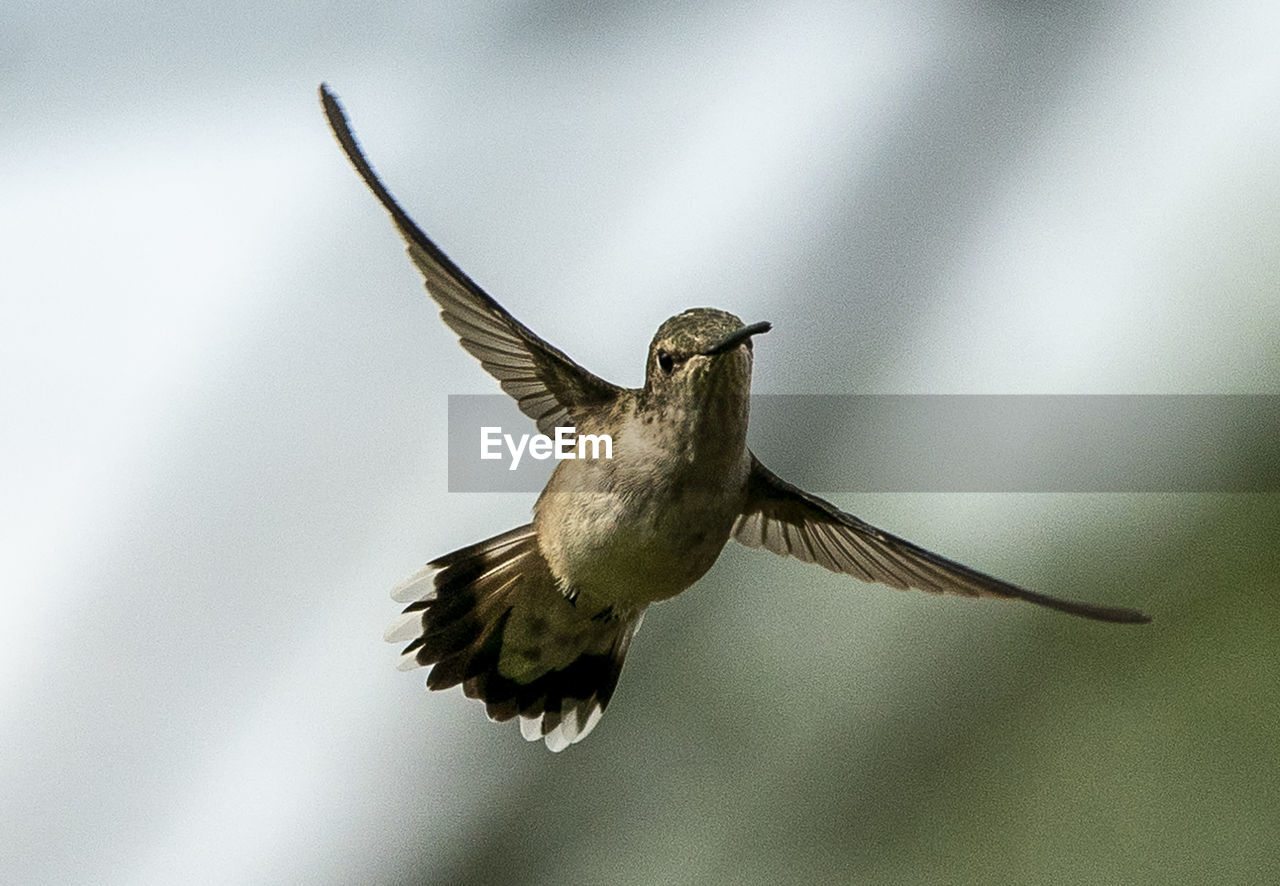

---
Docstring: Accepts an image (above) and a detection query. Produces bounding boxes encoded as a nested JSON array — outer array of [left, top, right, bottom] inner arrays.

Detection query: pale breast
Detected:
[[534, 433, 750, 611]]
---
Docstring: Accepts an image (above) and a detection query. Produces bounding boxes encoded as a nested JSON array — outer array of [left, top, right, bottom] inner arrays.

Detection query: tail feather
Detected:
[[389, 525, 640, 751]]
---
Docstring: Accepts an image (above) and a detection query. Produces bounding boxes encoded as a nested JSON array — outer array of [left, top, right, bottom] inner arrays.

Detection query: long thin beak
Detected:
[[702, 321, 772, 356]]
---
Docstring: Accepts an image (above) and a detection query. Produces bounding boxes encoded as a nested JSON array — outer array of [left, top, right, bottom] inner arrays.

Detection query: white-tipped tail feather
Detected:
[[391, 564, 441, 604], [517, 694, 605, 750], [383, 609, 425, 643]]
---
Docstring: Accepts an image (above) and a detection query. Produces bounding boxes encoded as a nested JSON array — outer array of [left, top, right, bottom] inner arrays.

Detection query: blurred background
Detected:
[[3, 2, 1278, 883]]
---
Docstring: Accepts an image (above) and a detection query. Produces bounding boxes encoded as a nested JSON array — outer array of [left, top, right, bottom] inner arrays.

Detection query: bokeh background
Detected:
[[3, 2, 1278, 883]]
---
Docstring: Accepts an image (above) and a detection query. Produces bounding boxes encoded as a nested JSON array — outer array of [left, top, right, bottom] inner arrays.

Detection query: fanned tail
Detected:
[[386, 525, 640, 751]]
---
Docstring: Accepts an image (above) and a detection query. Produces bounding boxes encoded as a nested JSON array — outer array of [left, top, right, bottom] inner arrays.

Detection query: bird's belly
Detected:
[[534, 465, 744, 611]]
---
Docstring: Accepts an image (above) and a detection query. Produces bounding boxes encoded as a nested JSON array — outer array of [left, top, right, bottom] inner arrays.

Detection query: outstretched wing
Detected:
[[733, 453, 1150, 624], [320, 84, 621, 435]]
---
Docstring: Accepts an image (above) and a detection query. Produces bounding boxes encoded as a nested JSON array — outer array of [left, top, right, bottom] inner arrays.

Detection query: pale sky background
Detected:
[[2, 2, 1278, 884]]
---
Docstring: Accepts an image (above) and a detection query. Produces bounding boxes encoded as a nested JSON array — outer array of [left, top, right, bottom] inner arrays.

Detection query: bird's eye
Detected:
[[657, 350, 675, 374]]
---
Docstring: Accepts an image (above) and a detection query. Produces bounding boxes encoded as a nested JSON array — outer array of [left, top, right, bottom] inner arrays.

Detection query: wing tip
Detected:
[[1094, 606, 1152, 625], [1026, 592, 1152, 625]]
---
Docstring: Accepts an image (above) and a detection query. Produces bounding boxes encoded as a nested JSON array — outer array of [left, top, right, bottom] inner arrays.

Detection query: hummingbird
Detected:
[[320, 84, 1149, 752]]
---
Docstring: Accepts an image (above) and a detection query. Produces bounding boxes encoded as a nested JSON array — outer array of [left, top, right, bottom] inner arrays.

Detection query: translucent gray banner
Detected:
[[446, 394, 1279, 493]]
